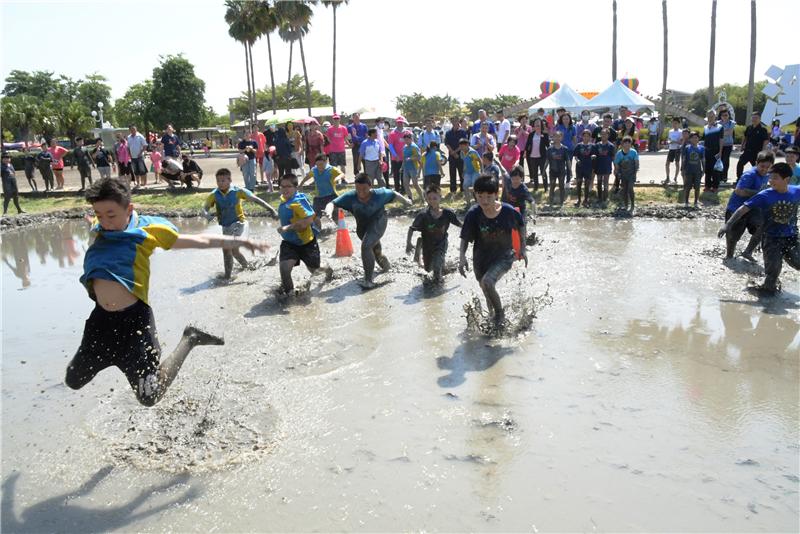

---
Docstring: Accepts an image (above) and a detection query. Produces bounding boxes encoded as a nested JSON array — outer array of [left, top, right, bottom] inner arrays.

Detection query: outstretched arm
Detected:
[[172, 234, 269, 253], [718, 205, 751, 238], [249, 195, 278, 216], [406, 226, 416, 254], [458, 239, 470, 277], [394, 192, 413, 206]]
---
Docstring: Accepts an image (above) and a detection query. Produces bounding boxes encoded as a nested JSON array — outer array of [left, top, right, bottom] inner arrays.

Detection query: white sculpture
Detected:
[[761, 64, 799, 126]]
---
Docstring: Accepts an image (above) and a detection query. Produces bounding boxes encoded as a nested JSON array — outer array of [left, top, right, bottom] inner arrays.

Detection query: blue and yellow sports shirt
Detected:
[[204, 185, 256, 227], [306, 164, 341, 198], [81, 211, 179, 305], [463, 148, 482, 175], [279, 191, 317, 245]]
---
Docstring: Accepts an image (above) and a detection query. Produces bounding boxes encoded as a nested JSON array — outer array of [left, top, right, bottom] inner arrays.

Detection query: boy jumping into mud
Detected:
[[406, 184, 462, 282], [326, 172, 413, 288], [66, 178, 268, 406], [203, 167, 277, 279], [459, 174, 527, 326], [719, 162, 800, 293], [277, 173, 333, 293]]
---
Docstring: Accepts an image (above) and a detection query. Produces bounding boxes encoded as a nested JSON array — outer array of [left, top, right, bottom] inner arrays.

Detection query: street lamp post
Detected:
[[91, 102, 105, 127]]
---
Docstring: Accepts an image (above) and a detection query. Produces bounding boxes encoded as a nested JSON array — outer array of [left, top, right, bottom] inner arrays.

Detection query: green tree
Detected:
[[253, 0, 280, 115], [0, 94, 45, 141], [322, 0, 349, 114], [56, 100, 94, 143], [77, 73, 114, 124], [275, 0, 315, 115], [114, 81, 156, 133], [464, 95, 523, 119], [150, 54, 206, 132], [395, 93, 461, 123], [1, 70, 60, 99], [228, 74, 332, 119], [225, 0, 260, 127], [688, 81, 767, 120]]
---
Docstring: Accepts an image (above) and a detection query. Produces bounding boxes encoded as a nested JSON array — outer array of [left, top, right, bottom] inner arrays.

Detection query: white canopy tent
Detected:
[[586, 80, 655, 110], [527, 84, 589, 114]]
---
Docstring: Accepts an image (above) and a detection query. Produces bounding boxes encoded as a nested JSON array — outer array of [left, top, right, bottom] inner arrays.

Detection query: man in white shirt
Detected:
[[359, 128, 386, 187], [127, 125, 149, 188], [495, 110, 511, 146]]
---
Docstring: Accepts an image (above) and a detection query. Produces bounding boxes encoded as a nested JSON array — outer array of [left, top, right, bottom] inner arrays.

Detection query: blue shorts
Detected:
[[464, 172, 480, 189]]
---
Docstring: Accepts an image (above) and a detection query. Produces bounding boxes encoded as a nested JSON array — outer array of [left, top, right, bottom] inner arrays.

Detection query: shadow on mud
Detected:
[[1, 467, 201, 534], [436, 337, 515, 388]]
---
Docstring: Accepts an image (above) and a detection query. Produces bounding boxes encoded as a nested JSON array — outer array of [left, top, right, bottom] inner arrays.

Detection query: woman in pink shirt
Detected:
[[48, 139, 68, 189], [498, 136, 521, 173], [114, 135, 132, 183]]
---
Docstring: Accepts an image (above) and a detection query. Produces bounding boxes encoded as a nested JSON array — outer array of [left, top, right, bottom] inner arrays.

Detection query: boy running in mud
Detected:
[[66, 178, 268, 406], [203, 167, 277, 279], [326, 172, 413, 288], [299, 154, 343, 231], [722, 150, 774, 261], [459, 174, 527, 326], [681, 131, 705, 207], [406, 184, 462, 282], [613, 136, 639, 213], [277, 173, 333, 293], [719, 162, 800, 293]]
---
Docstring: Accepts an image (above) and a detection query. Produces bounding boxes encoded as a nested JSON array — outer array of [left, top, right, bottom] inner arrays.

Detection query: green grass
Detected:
[[11, 184, 731, 217]]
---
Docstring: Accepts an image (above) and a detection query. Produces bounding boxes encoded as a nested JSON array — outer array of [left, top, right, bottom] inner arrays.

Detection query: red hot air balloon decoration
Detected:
[[539, 80, 560, 98], [620, 77, 639, 93]]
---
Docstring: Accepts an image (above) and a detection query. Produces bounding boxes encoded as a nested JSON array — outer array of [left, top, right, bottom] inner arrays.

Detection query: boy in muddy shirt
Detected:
[[546, 131, 568, 206], [613, 136, 639, 212], [327, 172, 413, 288], [459, 174, 526, 325], [719, 163, 800, 293], [680, 131, 705, 207], [406, 184, 462, 282], [73, 137, 95, 191], [66, 178, 268, 406]]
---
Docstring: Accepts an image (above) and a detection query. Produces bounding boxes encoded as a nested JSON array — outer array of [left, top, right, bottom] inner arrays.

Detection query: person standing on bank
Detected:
[[736, 111, 770, 179], [445, 117, 466, 195], [127, 125, 149, 189]]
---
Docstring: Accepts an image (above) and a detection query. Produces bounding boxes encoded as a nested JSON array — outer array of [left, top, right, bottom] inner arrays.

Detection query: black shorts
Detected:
[[576, 166, 592, 181], [312, 194, 336, 217], [474, 249, 515, 282], [422, 236, 448, 272], [725, 208, 762, 235], [78, 165, 92, 180], [329, 152, 346, 167], [279, 238, 321, 269], [118, 162, 132, 177], [65, 300, 162, 405], [131, 157, 148, 176], [667, 149, 681, 162]]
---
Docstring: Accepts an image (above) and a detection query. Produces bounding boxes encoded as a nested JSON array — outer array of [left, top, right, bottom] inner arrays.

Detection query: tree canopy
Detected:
[[463, 95, 523, 119], [394, 93, 461, 123], [228, 74, 332, 119], [687, 81, 767, 122], [150, 55, 207, 132]]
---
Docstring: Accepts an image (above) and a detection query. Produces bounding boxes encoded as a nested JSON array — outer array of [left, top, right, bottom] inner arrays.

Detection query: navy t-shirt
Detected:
[[573, 142, 595, 173], [162, 134, 181, 157], [501, 180, 534, 216], [460, 203, 523, 272], [411, 208, 461, 251], [593, 141, 615, 174], [744, 186, 800, 237], [546, 146, 569, 176]]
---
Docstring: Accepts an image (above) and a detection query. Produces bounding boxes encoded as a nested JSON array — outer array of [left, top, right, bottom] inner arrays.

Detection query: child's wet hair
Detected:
[[510, 165, 524, 178], [85, 178, 131, 207], [425, 184, 441, 196], [280, 173, 298, 186], [756, 150, 775, 164], [481, 152, 494, 161], [473, 174, 499, 194], [315, 154, 328, 162], [769, 162, 792, 178], [216, 168, 232, 178], [354, 172, 371, 185]]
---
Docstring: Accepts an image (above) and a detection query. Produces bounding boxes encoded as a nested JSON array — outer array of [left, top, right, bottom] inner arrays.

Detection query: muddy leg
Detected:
[[223, 249, 234, 278], [279, 259, 296, 291], [479, 275, 503, 322], [232, 249, 249, 269]]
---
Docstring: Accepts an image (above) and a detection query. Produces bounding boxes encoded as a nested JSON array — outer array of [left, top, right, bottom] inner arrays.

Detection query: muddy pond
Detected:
[[2, 216, 798, 532]]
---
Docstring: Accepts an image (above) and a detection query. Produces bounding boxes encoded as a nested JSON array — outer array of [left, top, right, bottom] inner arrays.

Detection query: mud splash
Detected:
[[463, 272, 552, 338]]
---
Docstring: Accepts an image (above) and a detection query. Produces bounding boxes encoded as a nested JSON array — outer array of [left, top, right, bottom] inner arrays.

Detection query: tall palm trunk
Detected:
[[266, 31, 276, 115], [707, 0, 717, 107], [244, 43, 253, 130], [247, 41, 257, 127], [287, 40, 293, 111], [612, 0, 617, 81], [332, 4, 338, 113], [659, 0, 668, 136], [746, 0, 757, 117], [298, 34, 312, 116]]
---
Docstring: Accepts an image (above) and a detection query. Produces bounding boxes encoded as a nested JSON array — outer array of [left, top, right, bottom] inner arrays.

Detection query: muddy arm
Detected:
[[172, 234, 269, 253], [718, 205, 751, 237]]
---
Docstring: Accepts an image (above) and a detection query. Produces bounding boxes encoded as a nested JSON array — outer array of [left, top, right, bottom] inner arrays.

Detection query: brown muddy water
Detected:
[[1, 216, 798, 533]]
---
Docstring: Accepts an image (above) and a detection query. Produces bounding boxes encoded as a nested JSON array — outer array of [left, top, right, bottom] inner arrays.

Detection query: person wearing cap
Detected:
[[785, 146, 800, 186], [1, 152, 24, 215], [719, 162, 800, 293], [326, 114, 349, 173], [736, 111, 770, 179], [470, 109, 497, 136], [387, 116, 412, 193], [348, 113, 368, 175]]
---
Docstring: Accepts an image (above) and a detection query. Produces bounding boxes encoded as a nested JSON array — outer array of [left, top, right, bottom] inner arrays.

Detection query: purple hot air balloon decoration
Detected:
[[620, 77, 640, 93]]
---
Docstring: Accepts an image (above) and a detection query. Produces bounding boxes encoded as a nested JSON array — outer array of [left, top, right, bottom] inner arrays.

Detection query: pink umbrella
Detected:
[[295, 116, 319, 125]]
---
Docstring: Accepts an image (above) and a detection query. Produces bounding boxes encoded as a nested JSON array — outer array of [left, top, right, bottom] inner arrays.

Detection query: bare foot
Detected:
[[183, 326, 225, 345]]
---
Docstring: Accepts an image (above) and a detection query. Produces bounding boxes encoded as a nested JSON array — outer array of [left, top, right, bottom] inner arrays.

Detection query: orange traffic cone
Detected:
[[511, 206, 522, 260], [335, 208, 354, 257]]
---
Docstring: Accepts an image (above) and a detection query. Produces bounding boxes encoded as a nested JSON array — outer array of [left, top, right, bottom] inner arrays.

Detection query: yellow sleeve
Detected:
[[330, 167, 342, 195], [146, 224, 179, 250], [203, 193, 216, 211]]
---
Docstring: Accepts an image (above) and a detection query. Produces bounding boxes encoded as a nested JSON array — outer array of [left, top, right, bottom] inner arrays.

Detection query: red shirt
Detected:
[[498, 144, 520, 172], [326, 125, 348, 153], [48, 145, 68, 170]]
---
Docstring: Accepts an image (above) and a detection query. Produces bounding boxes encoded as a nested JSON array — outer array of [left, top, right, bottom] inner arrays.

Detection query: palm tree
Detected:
[[707, 0, 717, 107], [322, 0, 348, 114], [225, 0, 259, 128], [278, 24, 295, 112], [612, 0, 618, 81], [659, 0, 668, 134], [275, 1, 315, 116], [253, 1, 279, 115], [746, 0, 757, 117]]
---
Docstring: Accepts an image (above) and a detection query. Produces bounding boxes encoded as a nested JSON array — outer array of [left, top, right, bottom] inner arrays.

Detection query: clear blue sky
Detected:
[[1, 0, 796, 118]]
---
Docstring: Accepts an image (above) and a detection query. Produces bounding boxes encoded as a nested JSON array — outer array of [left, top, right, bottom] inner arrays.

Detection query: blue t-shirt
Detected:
[[462, 148, 482, 176], [682, 145, 705, 175], [333, 187, 397, 229], [460, 203, 523, 274], [204, 185, 257, 227], [349, 122, 368, 145], [593, 141, 615, 174], [402, 143, 421, 175], [573, 142, 595, 173], [790, 164, 800, 186], [614, 148, 639, 180], [422, 150, 443, 176], [279, 191, 317, 245], [470, 120, 496, 135], [81, 212, 179, 305], [546, 145, 569, 175], [744, 186, 800, 237], [556, 124, 577, 150], [727, 167, 769, 213], [162, 134, 181, 157], [418, 130, 441, 151]]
